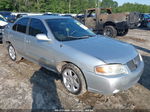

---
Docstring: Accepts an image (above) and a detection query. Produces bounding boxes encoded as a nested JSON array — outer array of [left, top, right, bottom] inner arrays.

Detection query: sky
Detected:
[[113, 0, 150, 6]]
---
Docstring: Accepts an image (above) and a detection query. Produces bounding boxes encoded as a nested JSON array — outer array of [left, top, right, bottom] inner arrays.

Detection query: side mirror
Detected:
[[36, 34, 51, 42]]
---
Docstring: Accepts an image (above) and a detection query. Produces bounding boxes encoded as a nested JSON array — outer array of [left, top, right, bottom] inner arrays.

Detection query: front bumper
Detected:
[[84, 61, 144, 95]]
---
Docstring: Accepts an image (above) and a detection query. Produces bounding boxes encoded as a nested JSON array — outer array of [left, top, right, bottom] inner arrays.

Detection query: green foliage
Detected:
[[0, 0, 149, 13], [0, 0, 100, 13], [0, 0, 13, 11], [115, 3, 150, 13], [101, 0, 118, 8]]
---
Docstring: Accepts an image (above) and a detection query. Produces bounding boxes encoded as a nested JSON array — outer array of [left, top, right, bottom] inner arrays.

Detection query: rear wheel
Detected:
[[61, 63, 87, 95], [8, 44, 22, 61], [103, 25, 117, 38]]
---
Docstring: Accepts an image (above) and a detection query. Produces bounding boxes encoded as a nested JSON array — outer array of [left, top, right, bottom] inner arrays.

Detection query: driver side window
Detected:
[[28, 18, 47, 36]]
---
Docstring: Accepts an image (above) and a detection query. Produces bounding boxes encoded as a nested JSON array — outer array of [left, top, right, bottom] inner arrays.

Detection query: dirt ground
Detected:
[[0, 28, 150, 111]]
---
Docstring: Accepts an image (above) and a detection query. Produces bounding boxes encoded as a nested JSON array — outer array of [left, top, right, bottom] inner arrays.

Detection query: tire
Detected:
[[61, 63, 87, 95], [8, 44, 22, 62], [103, 25, 117, 38], [117, 28, 128, 36]]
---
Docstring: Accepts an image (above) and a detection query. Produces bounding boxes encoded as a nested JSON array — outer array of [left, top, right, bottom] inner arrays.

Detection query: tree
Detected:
[[0, 0, 13, 11], [0, 0, 149, 13], [115, 3, 150, 13], [101, 0, 118, 8]]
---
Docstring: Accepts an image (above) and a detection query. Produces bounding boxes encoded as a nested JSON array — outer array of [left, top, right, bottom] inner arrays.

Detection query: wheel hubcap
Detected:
[[9, 46, 16, 60], [63, 69, 80, 93], [104, 28, 112, 37]]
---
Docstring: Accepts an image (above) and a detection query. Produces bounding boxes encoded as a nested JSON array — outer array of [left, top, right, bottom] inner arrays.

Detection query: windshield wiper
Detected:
[[81, 35, 96, 38], [66, 35, 96, 40]]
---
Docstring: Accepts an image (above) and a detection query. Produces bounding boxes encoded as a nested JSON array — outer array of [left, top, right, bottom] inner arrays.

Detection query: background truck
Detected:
[[76, 8, 140, 38]]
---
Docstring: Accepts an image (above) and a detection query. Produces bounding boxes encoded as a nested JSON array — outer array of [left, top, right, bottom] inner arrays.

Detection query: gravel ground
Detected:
[[0, 28, 150, 112]]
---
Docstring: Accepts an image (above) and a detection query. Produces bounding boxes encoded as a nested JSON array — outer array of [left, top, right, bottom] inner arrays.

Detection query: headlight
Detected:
[[95, 64, 128, 76]]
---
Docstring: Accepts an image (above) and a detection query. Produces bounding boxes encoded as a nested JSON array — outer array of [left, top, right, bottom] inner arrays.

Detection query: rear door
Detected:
[[11, 18, 29, 55]]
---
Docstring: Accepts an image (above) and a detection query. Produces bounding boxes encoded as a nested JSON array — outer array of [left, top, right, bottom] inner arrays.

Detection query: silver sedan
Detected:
[[3, 15, 144, 95]]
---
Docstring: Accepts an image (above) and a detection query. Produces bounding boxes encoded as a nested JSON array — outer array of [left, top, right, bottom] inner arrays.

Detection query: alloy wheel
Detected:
[[62, 69, 80, 93], [8, 45, 16, 60]]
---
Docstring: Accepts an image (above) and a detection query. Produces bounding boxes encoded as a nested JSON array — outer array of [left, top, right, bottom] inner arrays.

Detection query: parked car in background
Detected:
[[147, 21, 150, 28], [145, 14, 150, 28], [63, 14, 73, 17], [16, 14, 28, 19], [43, 13, 60, 16], [76, 8, 140, 38], [0, 15, 8, 42], [3, 15, 144, 95], [140, 14, 150, 27], [0, 11, 16, 23]]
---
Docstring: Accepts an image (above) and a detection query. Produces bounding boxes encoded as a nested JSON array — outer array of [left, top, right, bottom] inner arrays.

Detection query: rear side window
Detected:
[[12, 18, 29, 33], [29, 18, 47, 36]]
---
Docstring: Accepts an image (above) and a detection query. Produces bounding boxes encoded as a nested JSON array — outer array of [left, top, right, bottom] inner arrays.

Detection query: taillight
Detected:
[[148, 20, 150, 22]]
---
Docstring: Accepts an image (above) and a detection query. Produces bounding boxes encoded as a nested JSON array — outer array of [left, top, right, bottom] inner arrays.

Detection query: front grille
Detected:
[[127, 55, 141, 72]]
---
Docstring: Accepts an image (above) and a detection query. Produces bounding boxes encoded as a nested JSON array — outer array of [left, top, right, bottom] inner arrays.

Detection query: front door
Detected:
[[25, 18, 55, 69]]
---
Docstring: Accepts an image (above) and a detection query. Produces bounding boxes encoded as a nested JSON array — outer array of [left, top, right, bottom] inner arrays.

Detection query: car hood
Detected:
[[63, 35, 138, 64], [0, 20, 8, 26]]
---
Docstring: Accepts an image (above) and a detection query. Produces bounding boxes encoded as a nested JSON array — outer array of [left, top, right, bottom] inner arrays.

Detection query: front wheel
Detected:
[[103, 25, 117, 38], [117, 29, 129, 36], [61, 63, 87, 95]]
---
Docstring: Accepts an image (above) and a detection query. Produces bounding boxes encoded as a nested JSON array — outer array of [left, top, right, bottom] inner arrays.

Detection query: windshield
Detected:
[[46, 18, 96, 41]]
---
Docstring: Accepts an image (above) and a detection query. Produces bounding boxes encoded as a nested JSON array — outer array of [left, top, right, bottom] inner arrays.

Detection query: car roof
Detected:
[[23, 15, 70, 20]]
